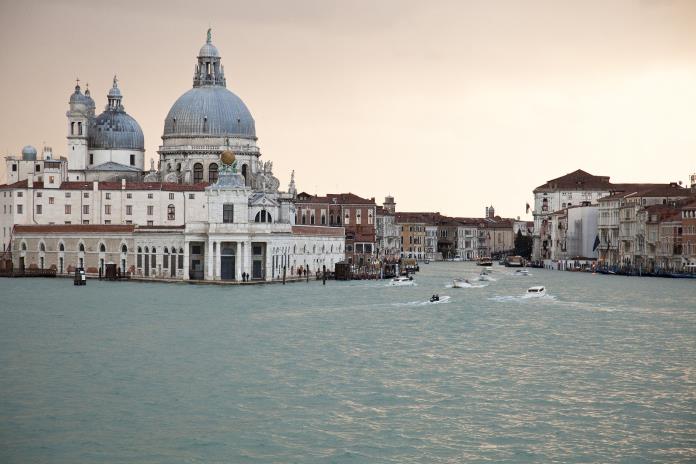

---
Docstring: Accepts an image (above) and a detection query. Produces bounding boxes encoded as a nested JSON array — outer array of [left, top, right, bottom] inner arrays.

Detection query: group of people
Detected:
[[430, 294, 440, 302]]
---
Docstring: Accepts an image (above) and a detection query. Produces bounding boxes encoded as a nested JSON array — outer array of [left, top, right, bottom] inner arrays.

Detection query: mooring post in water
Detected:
[[282, 266, 286, 285], [322, 265, 326, 285]]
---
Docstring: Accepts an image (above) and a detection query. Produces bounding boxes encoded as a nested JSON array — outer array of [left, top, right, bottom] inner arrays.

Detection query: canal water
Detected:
[[1, 263, 695, 463]]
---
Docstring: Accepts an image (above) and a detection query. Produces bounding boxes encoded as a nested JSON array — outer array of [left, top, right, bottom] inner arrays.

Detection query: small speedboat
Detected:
[[514, 269, 529, 276], [485, 267, 493, 272], [478, 272, 494, 282], [452, 278, 472, 288], [428, 295, 450, 304], [389, 276, 415, 286], [525, 286, 546, 297]]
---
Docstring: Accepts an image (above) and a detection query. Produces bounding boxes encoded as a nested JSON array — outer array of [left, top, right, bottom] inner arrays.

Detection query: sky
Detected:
[[0, 0, 695, 219]]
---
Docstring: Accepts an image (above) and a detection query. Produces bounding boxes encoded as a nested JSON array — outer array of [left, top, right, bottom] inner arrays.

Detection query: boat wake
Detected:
[[489, 294, 557, 303], [393, 295, 452, 306]]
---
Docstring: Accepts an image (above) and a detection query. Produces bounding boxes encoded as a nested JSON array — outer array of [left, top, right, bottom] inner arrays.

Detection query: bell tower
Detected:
[[66, 79, 94, 178]]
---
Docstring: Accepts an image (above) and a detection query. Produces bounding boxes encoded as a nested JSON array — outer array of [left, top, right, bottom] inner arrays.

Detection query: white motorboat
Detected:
[[524, 286, 546, 297], [478, 272, 494, 282], [389, 276, 415, 286], [452, 278, 472, 288], [514, 269, 530, 276]]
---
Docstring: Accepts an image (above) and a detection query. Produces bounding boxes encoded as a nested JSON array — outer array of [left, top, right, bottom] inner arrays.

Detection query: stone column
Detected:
[[207, 239, 214, 280], [236, 241, 242, 281], [265, 243, 273, 281], [183, 241, 190, 280], [245, 240, 252, 279], [215, 240, 222, 281]]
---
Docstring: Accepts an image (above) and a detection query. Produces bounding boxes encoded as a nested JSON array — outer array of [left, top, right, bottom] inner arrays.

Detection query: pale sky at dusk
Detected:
[[1, 0, 695, 219]]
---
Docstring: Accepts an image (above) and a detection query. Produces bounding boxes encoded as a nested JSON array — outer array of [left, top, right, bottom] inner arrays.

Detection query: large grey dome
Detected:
[[162, 86, 256, 140], [88, 110, 144, 150]]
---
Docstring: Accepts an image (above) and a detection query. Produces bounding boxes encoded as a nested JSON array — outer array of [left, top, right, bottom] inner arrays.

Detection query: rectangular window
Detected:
[[104, 220, 111, 224], [147, 206, 154, 215], [16, 204, 22, 214], [105, 193, 111, 200], [126, 193, 132, 199], [105, 205, 111, 215], [35, 164, 41, 172], [12, 164, 17, 172], [36, 204, 42, 214], [147, 220, 154, 226], [125, 220, 132, 224], [189, 194, 195, 199], [83, 205, 89, 214], [147, 193, 153, 199], [65, 221, 71, 224], [17, 192, 22, 197], [65, 205, 71, 214], [169, 193, 174, 200], [223, 204, 234, 223], [65, 192, 71, 198], [84, 192, 89, 198], [49, 197, 54, 204], [130, 154, 135, 166], [49, 176, 54, 184], [82, 220, 89, 224], [126, 205, 132, 215], [89, 154, 93, 165], [36, 192, 42, 198]]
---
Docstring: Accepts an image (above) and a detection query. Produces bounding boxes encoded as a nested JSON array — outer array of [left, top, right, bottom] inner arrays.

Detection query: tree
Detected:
[[514, 229, 533, 259]]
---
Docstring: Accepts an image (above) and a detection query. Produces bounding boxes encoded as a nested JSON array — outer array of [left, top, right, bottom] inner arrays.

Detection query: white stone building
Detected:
[[1, 31, 345, 282]]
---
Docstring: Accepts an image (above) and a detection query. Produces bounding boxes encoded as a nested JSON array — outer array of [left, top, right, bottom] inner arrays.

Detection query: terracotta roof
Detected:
[[326, 193, 376, 205], [13, 224, 135, 234], [598, 183, 689, 202], [291, 225, 345, 236], [534, 169, 612, 192], [395, 212, 442, 224]]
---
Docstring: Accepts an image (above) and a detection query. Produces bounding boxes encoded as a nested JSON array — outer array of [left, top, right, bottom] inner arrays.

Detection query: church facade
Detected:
[[1, 31, 344, 282]]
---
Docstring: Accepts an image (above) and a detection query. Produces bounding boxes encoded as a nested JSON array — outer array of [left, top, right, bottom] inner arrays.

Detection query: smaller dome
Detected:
[[21, 145, 37, 160], [70, 85, 89, 105], [199, 42, 220, 58]]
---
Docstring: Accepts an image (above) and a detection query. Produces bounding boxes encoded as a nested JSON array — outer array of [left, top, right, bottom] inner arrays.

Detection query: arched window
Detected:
[[254, 210, 272, 223], [77, 121, 83, 135], [330, 214, 334, 225], [301, 212, 306, 225], [79, 243, 85, 252], [121, 244, 127, 253], [241, 164, 248, 185], [163, 247, 169, 268], [167, 204, 175, 220], [137, 247, 142, 267], [542, 198, 548, 212], [172, 118, 177, 132], [176, 163, 181, 172], [59, 242, 65, 252], [70, 122, 75, 135], [321, 214, 326, 225], [310, 214, 315, 225], [208, 163, 218, 183], [164, 247, 169, 254], [193, 163, 204, 183], [99, 243, 106, 253], [39, 242, 46, 252], [151, 247, 156, 267]]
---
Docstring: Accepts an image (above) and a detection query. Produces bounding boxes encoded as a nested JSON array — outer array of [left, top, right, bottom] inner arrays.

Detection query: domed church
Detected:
[[157, 29, 265, 188], [66, 77, 145, 181]]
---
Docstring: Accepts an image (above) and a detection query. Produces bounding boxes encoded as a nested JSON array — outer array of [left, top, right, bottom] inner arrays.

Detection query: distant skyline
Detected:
[[1, 0, 695, 218]]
